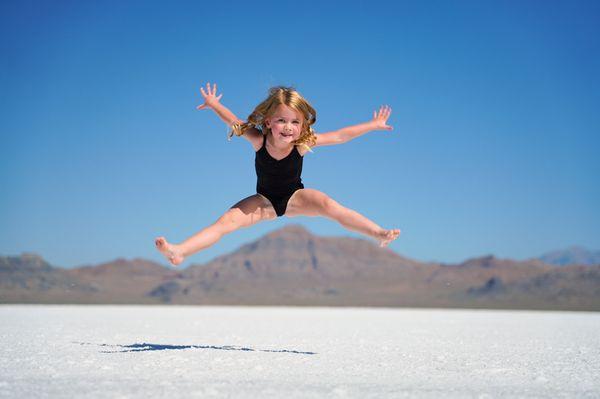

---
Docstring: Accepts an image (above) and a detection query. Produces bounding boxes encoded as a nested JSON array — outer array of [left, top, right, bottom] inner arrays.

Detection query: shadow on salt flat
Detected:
[[74, 342, 317, 355]]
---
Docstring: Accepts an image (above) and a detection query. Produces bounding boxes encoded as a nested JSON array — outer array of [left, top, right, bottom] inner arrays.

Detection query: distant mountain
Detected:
[[65, 258, 180, 303], [0, 253, 97, 302], [1, 226, 599, 311], [148, 225, 431, 306], [537, 246, 600, 266]]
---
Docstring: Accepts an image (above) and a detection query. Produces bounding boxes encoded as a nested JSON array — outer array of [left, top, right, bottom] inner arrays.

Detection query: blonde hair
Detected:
[[229, 86, 317, 152]]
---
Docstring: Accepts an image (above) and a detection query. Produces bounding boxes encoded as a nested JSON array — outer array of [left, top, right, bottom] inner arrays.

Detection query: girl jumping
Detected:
[[155, 83, 401, 266]]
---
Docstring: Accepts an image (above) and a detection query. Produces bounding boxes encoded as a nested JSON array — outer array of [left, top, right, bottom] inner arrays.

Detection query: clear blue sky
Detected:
[[1, 1, 599, 268]]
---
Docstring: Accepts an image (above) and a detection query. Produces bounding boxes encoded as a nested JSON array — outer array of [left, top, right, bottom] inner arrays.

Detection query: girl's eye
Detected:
[[292, 121, 300, 124]]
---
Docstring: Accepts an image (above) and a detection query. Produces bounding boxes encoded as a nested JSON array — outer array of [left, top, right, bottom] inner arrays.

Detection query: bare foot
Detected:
[[377, 229, 401, 248], [154, 237, 185, 266]]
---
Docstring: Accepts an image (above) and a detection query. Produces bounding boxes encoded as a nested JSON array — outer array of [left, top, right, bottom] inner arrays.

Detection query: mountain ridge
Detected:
[[1, 225, 598, 310]]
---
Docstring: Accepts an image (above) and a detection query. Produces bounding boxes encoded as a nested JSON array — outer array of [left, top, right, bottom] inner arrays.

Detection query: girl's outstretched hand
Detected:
[[372, 105, 393, 131], [197, 82, 223, 110]]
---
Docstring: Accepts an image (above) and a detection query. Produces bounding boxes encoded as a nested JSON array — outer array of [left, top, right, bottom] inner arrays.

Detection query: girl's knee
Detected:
[[320, 196, 339, 216]]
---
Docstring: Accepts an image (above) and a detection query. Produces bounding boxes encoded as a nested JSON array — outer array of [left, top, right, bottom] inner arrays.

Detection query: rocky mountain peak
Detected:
[[265, 224, 312, 240], [457, 255, 498, 268], [0, 253, 53, 271], [539, 246, 600, 266]]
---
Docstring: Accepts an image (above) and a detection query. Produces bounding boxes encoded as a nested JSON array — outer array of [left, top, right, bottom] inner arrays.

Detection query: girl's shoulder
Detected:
[[243, 128, 264, 151]]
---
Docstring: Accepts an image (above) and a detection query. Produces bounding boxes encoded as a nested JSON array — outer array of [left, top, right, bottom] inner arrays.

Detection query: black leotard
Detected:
[[255, 134, 304, 217]]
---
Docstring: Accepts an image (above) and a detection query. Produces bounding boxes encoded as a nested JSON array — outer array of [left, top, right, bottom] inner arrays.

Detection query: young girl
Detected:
[[155, 83, 400, 266]]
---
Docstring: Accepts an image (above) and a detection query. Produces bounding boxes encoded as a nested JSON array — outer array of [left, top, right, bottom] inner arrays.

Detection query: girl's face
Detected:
[[265, 104, 303, 144]]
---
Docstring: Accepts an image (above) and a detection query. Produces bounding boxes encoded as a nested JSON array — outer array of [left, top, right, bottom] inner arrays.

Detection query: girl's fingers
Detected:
[[201, 82, 223, 99], [375, 106, 393, 121], [216, 94, 223, 101], [379, 105, 389, 119]]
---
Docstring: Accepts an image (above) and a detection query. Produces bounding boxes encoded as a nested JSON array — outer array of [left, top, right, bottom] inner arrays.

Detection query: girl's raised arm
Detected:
[[196, 82, 263, 148], [197, 82, 242, 126], [314, 105, 393, 147]]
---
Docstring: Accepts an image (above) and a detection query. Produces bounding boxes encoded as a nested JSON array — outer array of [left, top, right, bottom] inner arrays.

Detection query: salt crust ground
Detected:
[[1, 305, 599, 398]]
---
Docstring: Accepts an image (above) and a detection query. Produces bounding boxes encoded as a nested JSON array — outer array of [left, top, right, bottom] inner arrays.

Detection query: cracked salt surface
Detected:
[[1, 305, 599, 398]]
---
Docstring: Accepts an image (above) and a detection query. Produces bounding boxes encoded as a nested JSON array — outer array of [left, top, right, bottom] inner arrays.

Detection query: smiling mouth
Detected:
[[281, 132, 293, 137]]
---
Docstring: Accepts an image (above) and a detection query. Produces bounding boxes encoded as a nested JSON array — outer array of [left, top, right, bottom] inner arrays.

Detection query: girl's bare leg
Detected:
[[285, 189, 400, 247], [155, 194, 277, 266]]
